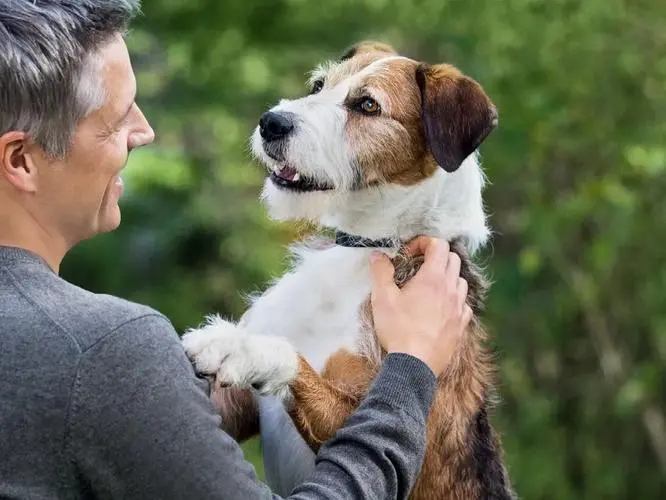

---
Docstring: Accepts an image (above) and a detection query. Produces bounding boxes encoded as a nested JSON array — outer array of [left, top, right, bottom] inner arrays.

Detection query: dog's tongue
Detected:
[[277, 166, 298, 181]]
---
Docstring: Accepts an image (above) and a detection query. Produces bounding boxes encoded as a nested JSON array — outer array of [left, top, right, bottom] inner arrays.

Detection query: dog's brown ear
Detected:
[[415, 63, 498, 172], [339, 40, 397, 61]]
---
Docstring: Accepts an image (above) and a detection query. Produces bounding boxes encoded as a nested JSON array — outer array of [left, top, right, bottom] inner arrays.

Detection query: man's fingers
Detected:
[[404, 236, 449, 260], [461, 304, 473, 330], [456, 276, 468, 307], [445, 251, 462, 288], [403, 235, 434, 256], [456, 277, 469, 318], [407, 237, 450, 281], [369, 251, 398, 302]]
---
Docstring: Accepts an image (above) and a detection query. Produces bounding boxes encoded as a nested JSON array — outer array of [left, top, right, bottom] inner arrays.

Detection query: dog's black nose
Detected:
[[259, 111, 294, 142]]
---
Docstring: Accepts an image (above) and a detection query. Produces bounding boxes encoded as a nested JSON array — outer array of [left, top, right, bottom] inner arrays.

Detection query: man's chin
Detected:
[[97, 206, 122, 235]]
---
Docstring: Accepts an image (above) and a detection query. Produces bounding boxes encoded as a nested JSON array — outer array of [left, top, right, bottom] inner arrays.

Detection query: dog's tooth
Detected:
[[293, 173, 300, 182]]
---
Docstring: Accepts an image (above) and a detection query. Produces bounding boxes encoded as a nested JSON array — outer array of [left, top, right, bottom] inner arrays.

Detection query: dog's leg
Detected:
[[182, 314, 299, 400], [183, 320, 375, 452], [182, 314, 296, 443], [287, 349, 376, 452]]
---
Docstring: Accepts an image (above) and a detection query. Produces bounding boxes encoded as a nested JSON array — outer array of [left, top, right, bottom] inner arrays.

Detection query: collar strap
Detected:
[[334, 231, 397, 248]]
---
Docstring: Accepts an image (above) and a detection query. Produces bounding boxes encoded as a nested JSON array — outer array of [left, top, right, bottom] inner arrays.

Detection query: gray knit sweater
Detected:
[[0, 246, 436, 499]]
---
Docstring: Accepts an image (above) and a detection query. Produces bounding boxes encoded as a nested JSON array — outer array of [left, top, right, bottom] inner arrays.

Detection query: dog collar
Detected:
[[334, 231, 396, 248]]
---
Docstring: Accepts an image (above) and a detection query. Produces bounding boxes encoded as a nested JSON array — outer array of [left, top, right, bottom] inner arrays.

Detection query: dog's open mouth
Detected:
[[269, 165, 333, 192]]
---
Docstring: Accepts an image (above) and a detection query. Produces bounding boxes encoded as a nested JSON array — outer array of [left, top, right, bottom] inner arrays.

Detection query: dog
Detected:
[[182, 40, 515, 499]]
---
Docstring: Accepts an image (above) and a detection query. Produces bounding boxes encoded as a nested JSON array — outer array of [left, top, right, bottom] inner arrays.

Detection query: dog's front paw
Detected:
[[182, 314, 246, 373], [182, 314, 298, 399]]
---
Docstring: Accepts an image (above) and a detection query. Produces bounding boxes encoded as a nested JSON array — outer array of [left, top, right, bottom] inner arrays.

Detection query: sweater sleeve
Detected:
[[66, 313, 436, 499]]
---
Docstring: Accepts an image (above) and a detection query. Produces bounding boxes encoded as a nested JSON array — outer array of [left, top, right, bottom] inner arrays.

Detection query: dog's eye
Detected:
[[359, 97, 380, 114], [310, 79, 324, 94]]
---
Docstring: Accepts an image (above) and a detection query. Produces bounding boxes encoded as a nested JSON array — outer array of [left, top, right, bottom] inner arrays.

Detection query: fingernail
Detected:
[[370, 251, 382, 263]]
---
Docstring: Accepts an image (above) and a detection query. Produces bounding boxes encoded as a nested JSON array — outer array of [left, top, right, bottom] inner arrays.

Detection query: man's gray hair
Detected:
[[0, 0, 141, 158]]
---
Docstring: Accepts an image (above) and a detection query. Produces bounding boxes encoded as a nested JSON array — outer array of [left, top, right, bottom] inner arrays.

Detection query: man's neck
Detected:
[[0, 206, 68, 273]]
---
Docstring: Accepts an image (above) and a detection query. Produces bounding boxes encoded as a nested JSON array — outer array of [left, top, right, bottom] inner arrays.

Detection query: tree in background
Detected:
[[61, 0, 666, 497]]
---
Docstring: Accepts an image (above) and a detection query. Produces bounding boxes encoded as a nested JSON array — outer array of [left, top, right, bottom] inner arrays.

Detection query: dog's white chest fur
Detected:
[[241, 244, 375, 369], [239, 244, 377, 495]]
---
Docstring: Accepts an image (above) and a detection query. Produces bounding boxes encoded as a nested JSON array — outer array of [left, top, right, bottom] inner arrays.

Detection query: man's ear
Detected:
[[415, 63, 498, 172], [0, 131, 39, 193]]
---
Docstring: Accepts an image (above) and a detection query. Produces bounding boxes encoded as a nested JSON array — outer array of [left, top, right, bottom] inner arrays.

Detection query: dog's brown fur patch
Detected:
[[345, 59, 438, 186], [339, 40, 397, 62], [331, 45, 497, 187], [322, 51, 393, 87], [286, 241, 514, 499]]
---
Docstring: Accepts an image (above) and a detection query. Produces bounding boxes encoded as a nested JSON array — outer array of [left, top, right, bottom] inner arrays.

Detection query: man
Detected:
[[0, 1, 472, 499]]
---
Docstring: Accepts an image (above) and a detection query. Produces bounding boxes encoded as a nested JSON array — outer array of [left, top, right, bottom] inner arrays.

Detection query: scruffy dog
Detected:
[[182, 41, 515, 499]]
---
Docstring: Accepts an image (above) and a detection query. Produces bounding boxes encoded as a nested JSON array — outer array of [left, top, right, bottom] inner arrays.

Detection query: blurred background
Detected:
[[60, 0, 666, 497]]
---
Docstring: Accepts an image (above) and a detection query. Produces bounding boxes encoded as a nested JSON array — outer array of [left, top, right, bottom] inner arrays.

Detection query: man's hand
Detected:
[[369, 237, 472, 376]]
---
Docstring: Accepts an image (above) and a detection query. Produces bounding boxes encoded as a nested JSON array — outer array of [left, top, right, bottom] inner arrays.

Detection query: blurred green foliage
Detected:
[[60, 0, 666, 497]]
